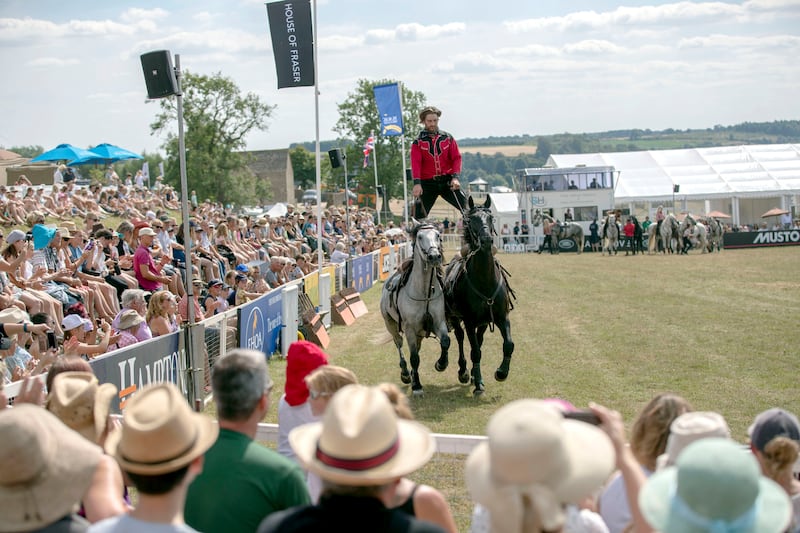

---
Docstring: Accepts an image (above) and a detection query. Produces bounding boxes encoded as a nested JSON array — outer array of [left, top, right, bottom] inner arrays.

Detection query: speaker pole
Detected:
[[174, 54, 194, 325]]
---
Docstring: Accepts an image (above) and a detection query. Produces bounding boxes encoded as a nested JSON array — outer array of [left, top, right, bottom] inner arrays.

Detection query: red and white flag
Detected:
[[363, 131, 375, 168]]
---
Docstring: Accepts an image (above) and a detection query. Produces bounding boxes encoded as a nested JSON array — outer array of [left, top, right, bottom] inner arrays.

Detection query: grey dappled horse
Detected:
[[602, 214, 619, 255], [533, 211, 585, 254], [445, 196, 515, 396], [703, 217, 724, 252], [380, 221, 449, 395], [660, 213, 683, 254], [680, 213, 708, 254]]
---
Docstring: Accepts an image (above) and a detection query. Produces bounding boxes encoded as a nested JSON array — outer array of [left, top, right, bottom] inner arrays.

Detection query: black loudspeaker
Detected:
[[140, 51, 179, 99], [328, 149, 345, 169], [673, 184, 680, 193], [376, 185, 385, 197]]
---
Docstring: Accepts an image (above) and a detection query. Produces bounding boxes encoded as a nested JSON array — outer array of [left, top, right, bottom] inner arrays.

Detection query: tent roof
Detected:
[[547, 144, 800, 201], [488, 192, 519, 213]]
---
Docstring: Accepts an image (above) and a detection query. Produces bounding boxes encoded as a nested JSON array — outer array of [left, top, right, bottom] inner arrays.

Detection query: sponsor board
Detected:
[[723, 230, 800, 249], [238, 290, 283, 357]]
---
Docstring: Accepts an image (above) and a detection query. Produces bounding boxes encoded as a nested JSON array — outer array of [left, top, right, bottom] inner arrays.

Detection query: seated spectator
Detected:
[[598, 393, 691, 533], [178, 279, 206, 323], [277, 341, 329, 465], [62, 313, 112, 361], [748, 408, 800, 530], [380, 383, 457, 533], [90, 383, 218, 532], [466, 399, 614, 533], [202, 279, 228, 316], [185, 349, 311, 532], [257, 384, 441, 533], [46, 371, 130, 522], [0, 404, 103, 532], [111, 289, 152, 342], [111, 310, 145, 350], [639, 438, 791, 533], [0, 307, 55, 383], [146, 290, 180, 337], [329, 242, 348, 264]]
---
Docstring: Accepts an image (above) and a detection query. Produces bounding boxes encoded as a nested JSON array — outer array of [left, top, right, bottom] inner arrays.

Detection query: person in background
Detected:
[[202, 279, 228, 316], [0, 404, 103, 532], [111, 289, 152, 342], [467, 399, 614, 533], [46, 371, 130, 523], [185, 349, 310, 533], [277, 341, 329, 465], [146, 289, 180, 337], [380, 382, 458, 533], [89, 383, 218, 533], [410, 106, 466, 219], [257, 384, 443, 533], [302, 365, 359, 502], [748, 408, 800, 531], [598, 392, 692, 533], [110, 310, 144, 350]]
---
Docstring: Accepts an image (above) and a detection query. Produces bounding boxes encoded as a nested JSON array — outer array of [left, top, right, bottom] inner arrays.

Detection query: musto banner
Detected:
[[723, 230, 800, 249]]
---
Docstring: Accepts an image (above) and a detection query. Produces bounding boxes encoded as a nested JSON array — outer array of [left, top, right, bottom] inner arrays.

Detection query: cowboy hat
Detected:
[[46, 371, 118, 444], [105, 382, 217, 475], [0, 307, 29, 325], [640, 438, 791, 533], [656, 411, 731, 470], [289, 384, 435, 486], [465, 399, 614, 532], [0, 405, 102, 532]]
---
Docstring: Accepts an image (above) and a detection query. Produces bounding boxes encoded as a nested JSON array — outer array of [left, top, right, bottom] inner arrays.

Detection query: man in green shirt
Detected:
[[185, 349, 311, 532]]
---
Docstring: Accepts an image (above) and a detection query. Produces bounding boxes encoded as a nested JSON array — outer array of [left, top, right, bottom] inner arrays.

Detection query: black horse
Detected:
[[443, 196, 515, 396]]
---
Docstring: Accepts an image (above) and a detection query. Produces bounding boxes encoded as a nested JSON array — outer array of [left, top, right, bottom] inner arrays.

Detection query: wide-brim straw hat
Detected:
[[105, 383, 217, 475], [46, 371, 118, 444], [465, 399, 615, 531], [0, 405, 102, 532], [655, 411, 731, 470], [289, 384, 435, 486], [640, 438, 791, 533]]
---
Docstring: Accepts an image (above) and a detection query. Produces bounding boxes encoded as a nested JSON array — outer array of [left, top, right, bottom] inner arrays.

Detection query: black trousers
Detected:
[[413, 177, 467, 219]]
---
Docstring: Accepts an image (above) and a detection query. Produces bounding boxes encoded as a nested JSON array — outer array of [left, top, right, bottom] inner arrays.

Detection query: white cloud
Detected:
[[564, 39, 626, 55], [120, 8, 169, 23], [679, 33, 800, 49]]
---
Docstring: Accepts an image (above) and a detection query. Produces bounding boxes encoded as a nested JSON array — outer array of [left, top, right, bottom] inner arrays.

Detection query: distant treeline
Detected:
[[289, 120, 799, 189]]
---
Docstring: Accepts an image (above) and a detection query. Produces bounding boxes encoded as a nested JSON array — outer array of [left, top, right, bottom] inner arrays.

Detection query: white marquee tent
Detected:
[[547, 144, 800, 225]]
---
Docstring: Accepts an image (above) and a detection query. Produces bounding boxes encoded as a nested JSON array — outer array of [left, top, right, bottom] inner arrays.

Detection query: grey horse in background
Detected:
[[380, 220, 450, 395], [660, 213, 683, 254], [602, 214, 619, 255]]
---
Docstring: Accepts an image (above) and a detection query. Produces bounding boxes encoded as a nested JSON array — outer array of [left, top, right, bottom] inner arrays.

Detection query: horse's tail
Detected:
[[371, 330, 394, 345]]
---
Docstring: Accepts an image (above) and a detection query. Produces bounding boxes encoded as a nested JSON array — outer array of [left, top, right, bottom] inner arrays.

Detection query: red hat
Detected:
[[285, 341, 329, 406]]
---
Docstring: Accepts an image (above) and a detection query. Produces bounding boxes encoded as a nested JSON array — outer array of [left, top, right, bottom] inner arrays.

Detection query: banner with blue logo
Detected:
[[373, 83, 404, 136], [350, 254, 373, 293], [238, 290, 283, 357]]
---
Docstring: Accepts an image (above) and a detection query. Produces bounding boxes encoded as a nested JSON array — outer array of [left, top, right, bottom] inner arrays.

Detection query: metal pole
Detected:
[[399, 82, 408, 228], [174, 54, 194, 325], [312, 0, 324, 276], [372, 140, 380, 225]]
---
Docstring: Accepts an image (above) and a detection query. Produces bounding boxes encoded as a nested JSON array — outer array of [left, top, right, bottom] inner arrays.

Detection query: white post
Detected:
[[312, 0, 324, 302], [281, 284, 298, 357], [372, 140, 381, 225]]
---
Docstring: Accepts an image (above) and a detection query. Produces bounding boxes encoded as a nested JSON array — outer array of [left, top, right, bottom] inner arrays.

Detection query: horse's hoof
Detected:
[[434, 360, 448, 372], [495, 369, 509, 382], [412, 388, 424, 397], [473, 388, 485, 397], [458, 372, 470, 384], [400, 372, 411, 385]]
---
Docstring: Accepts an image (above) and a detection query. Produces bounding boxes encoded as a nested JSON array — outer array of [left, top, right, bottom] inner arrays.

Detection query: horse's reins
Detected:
[[459, 208, 506, 331]]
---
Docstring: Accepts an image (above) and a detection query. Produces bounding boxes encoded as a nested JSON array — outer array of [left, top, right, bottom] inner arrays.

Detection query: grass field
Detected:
[[264, 246, 800, 443]]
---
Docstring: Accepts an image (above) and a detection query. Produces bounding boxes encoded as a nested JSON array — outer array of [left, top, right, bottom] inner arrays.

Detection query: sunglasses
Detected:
[[308, 389, 331, 400]]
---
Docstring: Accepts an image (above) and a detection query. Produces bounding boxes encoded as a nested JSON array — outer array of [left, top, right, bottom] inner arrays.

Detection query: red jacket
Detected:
[[410, 130, 461, 181], [624, 222, 635, 237]]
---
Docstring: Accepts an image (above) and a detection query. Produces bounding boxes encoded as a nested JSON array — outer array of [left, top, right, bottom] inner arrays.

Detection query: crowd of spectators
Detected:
[[2, 347, 799, 533], [0, 176, 414, 385]]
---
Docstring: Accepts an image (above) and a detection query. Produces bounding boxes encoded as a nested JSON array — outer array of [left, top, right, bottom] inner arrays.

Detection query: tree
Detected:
[[289, 146, 319, 191], [149, 71, 275, 206], [4, 145, 44, 158], [333, 79, 427, 201]]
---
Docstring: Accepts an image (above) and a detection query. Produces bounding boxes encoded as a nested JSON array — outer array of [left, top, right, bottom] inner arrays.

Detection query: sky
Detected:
[[1, 0, 799, 157]]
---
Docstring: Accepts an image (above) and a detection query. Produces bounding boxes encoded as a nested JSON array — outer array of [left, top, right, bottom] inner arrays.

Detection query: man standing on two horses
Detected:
[[411, 106, 467, 219]]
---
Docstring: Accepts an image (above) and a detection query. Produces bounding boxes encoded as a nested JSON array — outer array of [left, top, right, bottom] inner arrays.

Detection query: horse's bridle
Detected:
[[463, 209, 495, 253], [415, 225, 443, 265]]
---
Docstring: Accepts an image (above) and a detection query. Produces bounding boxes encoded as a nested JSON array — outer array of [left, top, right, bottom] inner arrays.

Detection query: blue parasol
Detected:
[[69, 143, 144, 165], [29, 143, 95, 163]]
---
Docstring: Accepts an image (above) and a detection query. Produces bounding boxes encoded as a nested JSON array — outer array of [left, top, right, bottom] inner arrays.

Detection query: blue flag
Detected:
[[373, 83, 404, 136]]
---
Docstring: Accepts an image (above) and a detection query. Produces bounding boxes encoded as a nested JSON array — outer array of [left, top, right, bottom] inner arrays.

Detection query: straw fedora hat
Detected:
[[117, 309, 144, 331], [105, 383, 217, 475], [640, 438, 791, 533], [46, 371, 118, 444], [0, 405, 102, 532], [289, 384, 435, 486], [465, 399, 615, 532]]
